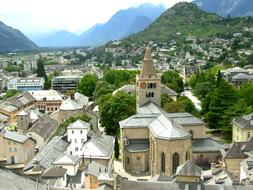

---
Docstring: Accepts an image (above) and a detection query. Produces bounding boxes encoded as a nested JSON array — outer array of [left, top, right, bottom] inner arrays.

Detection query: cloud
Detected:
[[0, 0, 192, 35]]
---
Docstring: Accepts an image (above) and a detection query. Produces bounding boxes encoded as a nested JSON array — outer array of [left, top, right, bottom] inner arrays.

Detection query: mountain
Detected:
[[193, 0, 253, 17], [78, 3, 166, 46], [31, 30, 78, 47], [121, 2, 253, 44], [0, 21, 37, 52]]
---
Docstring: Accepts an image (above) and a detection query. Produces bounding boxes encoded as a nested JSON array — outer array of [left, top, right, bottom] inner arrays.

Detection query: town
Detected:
[[0, 1, 253, 190]]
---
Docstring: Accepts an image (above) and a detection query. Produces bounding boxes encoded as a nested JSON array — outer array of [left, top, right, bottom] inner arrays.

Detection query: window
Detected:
[[185, 151, 190, 161], [72, 130, 74, 134], [80, 130, 83, 134], [161, 152, 165, 173], [70, 151, 72, 155], [13, 147, 17, 152], [8, 147, 12, 152], [137, 156, 140, 160], [127, 157, 130, 164], [75, 139, 77, 143], [75, 147, 78, 151], [81, 139, 84, 143], [172, 153, 179, 174]]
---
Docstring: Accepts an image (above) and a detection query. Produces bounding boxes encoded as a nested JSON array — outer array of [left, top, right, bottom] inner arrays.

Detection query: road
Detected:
[[181, 90, 202, 111]]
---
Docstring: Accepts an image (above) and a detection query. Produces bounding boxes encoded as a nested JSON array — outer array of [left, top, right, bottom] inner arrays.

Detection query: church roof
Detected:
[[149, 114, 191, 140], [140, 47, 157, 78], [125, 139, 150, 152]]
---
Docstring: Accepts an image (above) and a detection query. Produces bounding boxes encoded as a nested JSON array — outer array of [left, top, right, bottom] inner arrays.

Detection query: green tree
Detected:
[[94, 81, 115, 104], [204, 80, 237, 129], [37, 58, 47, 79], [99, 92, 136, 135], [161, 93, 173, 108], [77, 74, 97, 98], [114, 136, 120, 160], [178, 96, 199, 117], [161, 71, 184, 93], [165, 101, 186, 113], [248, 54, 253, 65]]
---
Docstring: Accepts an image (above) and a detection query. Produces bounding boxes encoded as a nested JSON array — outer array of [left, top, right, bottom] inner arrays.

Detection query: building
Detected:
[[67, 119, 91, 156], [58, 92, 89, 123], [29, 90, 62, 114], [220, 139, 253, 177], [0, 92, 36, 123], [24, 135, 69, 175], [233, 113, 253, 142], [41, 166, 68, 188], [7, 78, 45, 92], [85, 161, 108, 189], [52, 75, 81, 91], [0, 125, 35, 165], [120, 47, 218, 177], [26, 115, 58, 148], [80, 131, 115, 167]]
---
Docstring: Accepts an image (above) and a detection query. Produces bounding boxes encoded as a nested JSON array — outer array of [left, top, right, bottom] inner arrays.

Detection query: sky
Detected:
[[0, 0, 192, 36]]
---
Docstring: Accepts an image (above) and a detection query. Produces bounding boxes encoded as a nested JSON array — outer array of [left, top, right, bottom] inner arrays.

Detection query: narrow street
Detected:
[[181, 90, 202, 111]]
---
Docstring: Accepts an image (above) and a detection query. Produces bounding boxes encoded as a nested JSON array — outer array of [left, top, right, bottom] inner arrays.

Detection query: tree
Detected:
[[165, 101, 186, 113], [99, 92, 136, 135], [204, 80, 237, 129], [161, 93, 173, 108], [161, 71, 184, 93], [114, 136, 120, 160], [94, 81, 115, 104], [37, 58, 47, 79], [36, 58, 50, 90], [77, 74, 97, 98], [178, 96, 199, 117], [248, 54, 253, 65]]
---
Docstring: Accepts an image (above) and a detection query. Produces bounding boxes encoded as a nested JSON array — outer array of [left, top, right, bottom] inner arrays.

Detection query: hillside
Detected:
[[121, 2, 253, 45], [194, 0, 253, 17], [78, 4, 166, 46], [0, 21, 37, 52], [32, 30, 78, 47]]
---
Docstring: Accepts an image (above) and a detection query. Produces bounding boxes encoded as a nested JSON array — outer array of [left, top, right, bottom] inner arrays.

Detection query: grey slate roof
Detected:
[[192, 138, 223, 153], [149, 114, 191, 140], [85, 161, 107, 177], [221, 141, 253, 158], [119, 114, 157, 129], [28, 115, 58, 141], [67, 119, 90, 129], [0, 168, 46, 190], [161, 84, 178, 96], [4, 131, 30, 143], [81, 132, 114, 159], [125, 139, 150, 153], [166, 112, 205, 126], [41, 166, 67, 178], [175, 160, 202, 177], [24, 136, 69, 171], [53, 153, 80, 165], [233, 113, 253, 129]]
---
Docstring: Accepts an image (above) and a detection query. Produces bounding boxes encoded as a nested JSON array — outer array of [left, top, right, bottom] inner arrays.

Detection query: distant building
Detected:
[[7, 77, 45, 92], [52, 75, 81, 91], [29, 90, 62, 114]]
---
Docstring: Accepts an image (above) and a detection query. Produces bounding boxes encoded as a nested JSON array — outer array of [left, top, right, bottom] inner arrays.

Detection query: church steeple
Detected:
[[140, 47, 157, 78], [136, 46, 161, 108]]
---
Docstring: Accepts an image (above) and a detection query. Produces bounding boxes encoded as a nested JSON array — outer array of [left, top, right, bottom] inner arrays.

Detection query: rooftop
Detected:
[[67, 119, 90, 130], [28, 90, 62, 101], [41, 166, 67, 179]]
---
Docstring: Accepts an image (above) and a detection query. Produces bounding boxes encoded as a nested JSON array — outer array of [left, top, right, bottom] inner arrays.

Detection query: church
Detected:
[[120, 47, 222, 176]]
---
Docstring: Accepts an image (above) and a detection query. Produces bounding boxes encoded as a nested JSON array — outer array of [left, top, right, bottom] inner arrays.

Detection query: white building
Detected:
[[67, 119, 91, 156], [53, 153, 81, 176], [7, 78, 45, 92]]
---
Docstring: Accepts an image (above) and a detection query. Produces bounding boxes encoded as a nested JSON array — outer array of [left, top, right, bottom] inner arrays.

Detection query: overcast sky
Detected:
[[0, 0, 192, 36]]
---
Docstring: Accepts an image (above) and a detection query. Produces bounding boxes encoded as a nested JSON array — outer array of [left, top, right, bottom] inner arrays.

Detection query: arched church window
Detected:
[[161, 152, 165, 173], [172, 152, 179, 174], [189, 130, 193, 139], [186, 151, 190, 161]]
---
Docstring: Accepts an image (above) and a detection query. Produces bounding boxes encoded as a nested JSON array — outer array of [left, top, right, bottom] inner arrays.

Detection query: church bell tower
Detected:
[[136, 47, 161, 107]]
